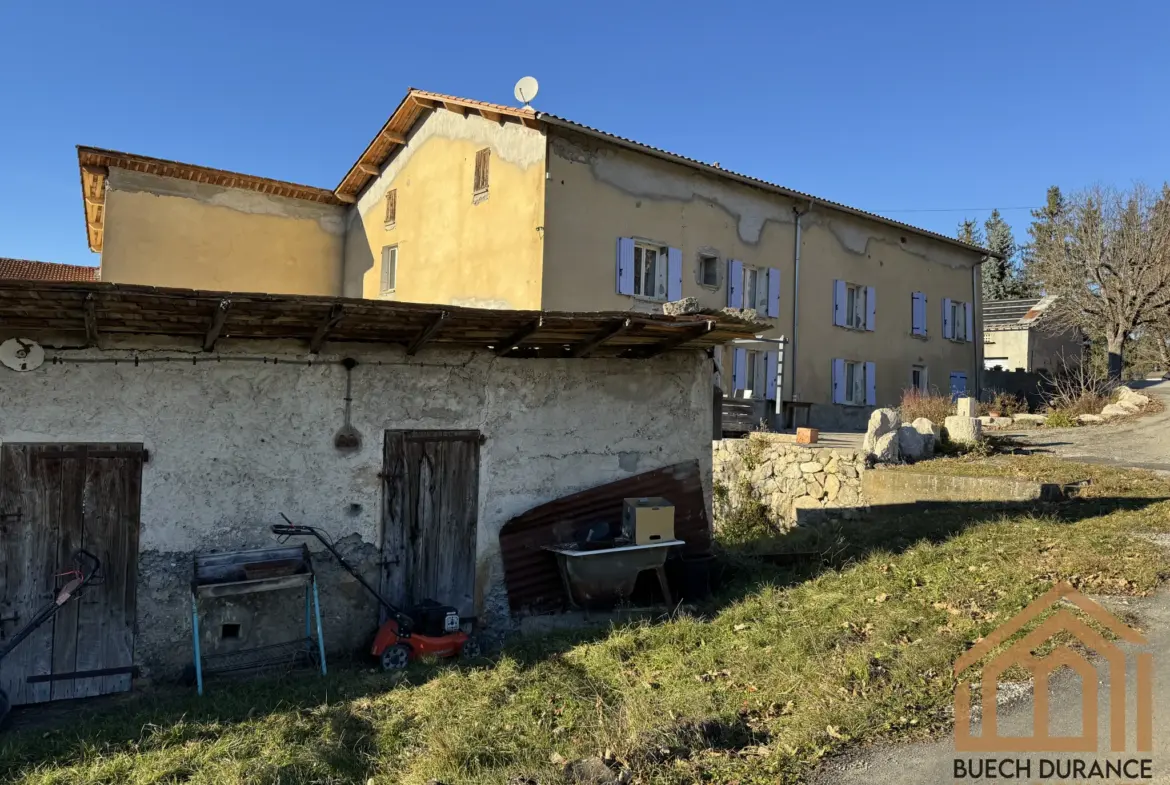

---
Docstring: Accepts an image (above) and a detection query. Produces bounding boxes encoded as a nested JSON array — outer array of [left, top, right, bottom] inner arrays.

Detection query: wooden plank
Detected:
[[84, 294, 99, 347], [202, 299, 231, 352], [570, 318, 631, 358], [479, 109, 502, 124], [380, 432, 409, 615], [308, 304, 345, 354], [50, 454, 84, 700], [494, 319, 544, 356], [379, 130, 407, 145], [195, 573, 312, 598], [334, 192, 357, 204], [356, 162, 380, 176], [640, 321, 715, 358], [0, 445, 59, 705], [405, 311, 447, 356]]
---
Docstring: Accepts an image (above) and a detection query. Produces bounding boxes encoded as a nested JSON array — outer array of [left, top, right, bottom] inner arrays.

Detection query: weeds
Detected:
[[900, 387, 953, 424]]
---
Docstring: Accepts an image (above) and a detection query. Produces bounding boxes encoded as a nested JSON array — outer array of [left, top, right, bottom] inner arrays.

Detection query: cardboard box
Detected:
[[796, 427, 819, 445], [621, 497, 675, 545]]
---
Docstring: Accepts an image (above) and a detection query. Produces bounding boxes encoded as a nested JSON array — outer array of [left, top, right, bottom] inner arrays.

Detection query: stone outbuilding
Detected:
[[0, 279, 755, 708]]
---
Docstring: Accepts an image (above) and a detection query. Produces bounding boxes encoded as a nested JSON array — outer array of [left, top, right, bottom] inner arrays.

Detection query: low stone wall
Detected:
[[712, 435, 867, 527]]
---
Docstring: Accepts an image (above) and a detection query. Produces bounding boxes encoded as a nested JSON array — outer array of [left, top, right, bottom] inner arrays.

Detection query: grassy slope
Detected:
[[2, 458, 1168, 785]]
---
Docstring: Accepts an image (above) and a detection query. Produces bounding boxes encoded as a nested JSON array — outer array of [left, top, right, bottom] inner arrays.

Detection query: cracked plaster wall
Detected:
[[342, 108, 547, 308], [544, 130, 981, 417], [101, 169, 345, 296], [0, 339, 711, 676]]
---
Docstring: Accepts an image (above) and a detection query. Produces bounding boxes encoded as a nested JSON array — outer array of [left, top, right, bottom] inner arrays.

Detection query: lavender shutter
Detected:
[[766, 267, 780, 318], [942, 298, 953, 340], [865, 361, 876, 406], [765, 350, 778, 400], [616, 237, 635, 295], [667, 247, 683, 301], [727, 260, 744, 308], [831, 358, 846, 404], [732, 348, 747, 392], [965, 302, 974, 343], [833, 280, 847, 327], [865, 286, 876, 331]]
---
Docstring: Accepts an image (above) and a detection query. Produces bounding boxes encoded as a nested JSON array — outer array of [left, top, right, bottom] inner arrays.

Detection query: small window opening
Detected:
[[221, 623, 241, 640]]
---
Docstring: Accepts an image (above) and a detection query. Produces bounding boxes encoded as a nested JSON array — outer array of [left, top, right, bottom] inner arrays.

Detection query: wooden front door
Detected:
[[381, 431, 480, 619], [0, 444, 143, 705]]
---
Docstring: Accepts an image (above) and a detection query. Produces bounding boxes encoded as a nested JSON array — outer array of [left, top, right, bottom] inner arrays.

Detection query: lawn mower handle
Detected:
[[271, 515, 415, 634]]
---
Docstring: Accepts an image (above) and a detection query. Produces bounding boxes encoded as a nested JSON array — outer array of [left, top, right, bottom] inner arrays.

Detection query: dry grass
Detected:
[[899, 388, 953, 425], [2, 457, 1168, 785]]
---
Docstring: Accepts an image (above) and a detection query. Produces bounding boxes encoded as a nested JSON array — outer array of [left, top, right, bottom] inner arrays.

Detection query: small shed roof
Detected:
[[983, 295, 1057, 331], [0, 258, 99, 283], [0, 280, 761, 358]]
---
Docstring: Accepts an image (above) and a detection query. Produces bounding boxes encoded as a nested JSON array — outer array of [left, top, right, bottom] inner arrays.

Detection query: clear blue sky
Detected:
[[2, 1, 1168, 267]]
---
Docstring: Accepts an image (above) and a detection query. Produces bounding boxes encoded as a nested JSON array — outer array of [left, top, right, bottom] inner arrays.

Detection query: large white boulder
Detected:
[[863, 408, 902, 462], [1101, 403, 1133, 419], [943, 415, 983, 445], [1116, 386, 1151, 409], [870, 432, 901, 463], [1077, 413, 1105, 424], [897, 424, 927, 461], [911, 417, 940, 456]]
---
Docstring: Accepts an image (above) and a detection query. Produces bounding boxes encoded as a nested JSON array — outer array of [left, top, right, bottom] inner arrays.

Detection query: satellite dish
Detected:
[[514, 76, 539, 107], [0, 338, 45, 372]]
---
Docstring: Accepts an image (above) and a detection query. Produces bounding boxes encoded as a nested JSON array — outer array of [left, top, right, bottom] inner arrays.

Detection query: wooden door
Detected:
[[381, 431, 480, 619], [0, 444, 143, 705]]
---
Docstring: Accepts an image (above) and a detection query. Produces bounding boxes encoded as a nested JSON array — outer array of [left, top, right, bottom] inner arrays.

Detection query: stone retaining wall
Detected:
[[712, 436, 867, 527]]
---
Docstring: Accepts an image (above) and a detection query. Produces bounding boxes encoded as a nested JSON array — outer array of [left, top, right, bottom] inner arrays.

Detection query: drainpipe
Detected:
[[972, 260, 983, 397], [790, 203, 812, 405]]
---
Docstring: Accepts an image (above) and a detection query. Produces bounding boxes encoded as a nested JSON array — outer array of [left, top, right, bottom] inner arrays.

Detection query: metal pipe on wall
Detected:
[[790, 203, 812, 404]]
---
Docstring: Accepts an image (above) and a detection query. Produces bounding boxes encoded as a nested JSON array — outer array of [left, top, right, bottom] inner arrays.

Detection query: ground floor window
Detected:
[[844, 360, 866, 405], [911, 364, 927, 392]]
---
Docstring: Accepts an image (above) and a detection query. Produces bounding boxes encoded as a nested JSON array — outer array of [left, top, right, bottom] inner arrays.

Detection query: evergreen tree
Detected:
[[1023, 186, 1067, 290], [956, 218, 984, 248], [982, 209, 1018, 300]]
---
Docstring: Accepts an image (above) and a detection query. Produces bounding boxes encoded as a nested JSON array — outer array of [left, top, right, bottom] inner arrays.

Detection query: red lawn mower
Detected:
[[272, 517, 479, 670]]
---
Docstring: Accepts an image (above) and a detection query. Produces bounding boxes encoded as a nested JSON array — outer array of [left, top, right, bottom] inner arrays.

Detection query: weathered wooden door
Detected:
[[381, 431, 480, 619], [0, 444, 143, 706]]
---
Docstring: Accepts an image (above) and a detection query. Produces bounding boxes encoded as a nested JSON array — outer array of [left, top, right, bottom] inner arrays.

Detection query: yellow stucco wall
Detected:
[[101, 169, 345, 295], [542, 130, 983, 425], [343, 108, 547, 309], [984, 326, 1082, 372]]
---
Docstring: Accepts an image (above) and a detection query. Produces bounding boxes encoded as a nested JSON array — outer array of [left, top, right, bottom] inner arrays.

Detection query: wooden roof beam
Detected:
[[442, 101, 466, 116], [203, 299, 231, 352], [356, 162, 380, 176], [83, 294, 99, 347], [406, 311, 447, 356], [309, 304, 345, 354], [479, 109, 503, 124], [571, 318, 631, 358], [334, 192, 357, 204], [521, 116, 541, 129], [412, 96, 436, 110], [495, 317, 543, 357], [640, 321, 715, 358], [380, 130, 407, 145]]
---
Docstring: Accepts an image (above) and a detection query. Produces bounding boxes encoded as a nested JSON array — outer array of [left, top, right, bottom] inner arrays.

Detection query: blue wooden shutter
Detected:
[[949, 371, 967, 400], [865, 361, 877, 406], [667, 247, 683, 301], [727, 260, 744, 308], [964, 302, 974, 343], [616, 238, 635, 295], [911, 292, 925, 335], [766, 268, 780, 318], [833, 280, 847, 326], [865, 286, 876, 331], [765, 350, 778, 400], [732, 348, 747, 391], [831, 358, 846, 404], [942, 298, 953, 339]]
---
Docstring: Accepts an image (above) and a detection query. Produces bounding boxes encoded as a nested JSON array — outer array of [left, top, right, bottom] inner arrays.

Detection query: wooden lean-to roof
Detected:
[[0, 280, 761, 358]]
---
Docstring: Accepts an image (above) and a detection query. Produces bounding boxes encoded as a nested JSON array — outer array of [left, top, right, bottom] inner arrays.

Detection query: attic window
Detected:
[[384, 189, 397, 227], [473, 148, 490, 201]]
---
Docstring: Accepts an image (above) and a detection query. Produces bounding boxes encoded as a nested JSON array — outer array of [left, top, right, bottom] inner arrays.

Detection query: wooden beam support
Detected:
[[521, 116, 541, 129], [406, 311, 447, 356], [412, 96, 436, 109], [81, 165, 108, 178], [494, 317, 543, 357], [641, 321, 714, 358], [356, 162, 380, 176], [571, 318, 631, 358], [442, 101, 466, 116], [83, 294, 99, 347], [309, 304, 345, 354], [380, 130, 407, 145], [203, 299, 231, 352], [480, 109, 502, 124], [334, 192, 357, 204]]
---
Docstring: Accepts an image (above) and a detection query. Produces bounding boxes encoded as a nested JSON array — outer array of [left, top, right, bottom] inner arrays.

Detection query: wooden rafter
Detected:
[[571, 318, 631, 358], [521, 116, 541, 129], [334, 192, 357, 204], [356, 162, 379, 176], [495, 317, 543, 357], [380, 130, 407, 145], [640, 321, 715, 358], [83, 294, 99, 347], [309, 304, 345, 354], [203, 299, 231, 352], [442, 101, 466, 116], [412, 96, 436, 110], [406, 311, 447, 356], [479, 109, 502, 124]]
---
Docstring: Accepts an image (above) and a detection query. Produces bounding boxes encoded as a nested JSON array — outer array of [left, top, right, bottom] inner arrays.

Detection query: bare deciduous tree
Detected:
[[1030, 183, 1170, 378]]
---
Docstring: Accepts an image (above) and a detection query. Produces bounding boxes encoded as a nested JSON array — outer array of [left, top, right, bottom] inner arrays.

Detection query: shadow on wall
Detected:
[[341, 227, 377, 298]]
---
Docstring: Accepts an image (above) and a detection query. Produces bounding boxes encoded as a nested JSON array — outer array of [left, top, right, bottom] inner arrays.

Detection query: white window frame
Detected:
[[380, 245, 398, 295], [911, 364, 927, 392], [741, 349, 767, 399], [633, 241, 669, 300], [951, 300, 968, 341], [698, 252, 720, 289], [845, 283, 867, 330], [844, 360, 866, 405], [741, 265, 770, 312]]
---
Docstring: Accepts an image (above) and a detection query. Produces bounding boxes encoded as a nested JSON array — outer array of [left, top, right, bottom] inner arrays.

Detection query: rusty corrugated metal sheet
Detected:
[[499, 461, 711, 613]]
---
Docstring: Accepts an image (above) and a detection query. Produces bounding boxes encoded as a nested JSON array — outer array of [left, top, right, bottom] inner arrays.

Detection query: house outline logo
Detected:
[[953, 581, 1153, 753]]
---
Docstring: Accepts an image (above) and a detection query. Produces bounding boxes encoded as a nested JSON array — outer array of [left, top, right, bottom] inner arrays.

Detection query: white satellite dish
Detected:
[[0, 337, 45, 372], [514, 76, 539, 107]]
